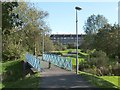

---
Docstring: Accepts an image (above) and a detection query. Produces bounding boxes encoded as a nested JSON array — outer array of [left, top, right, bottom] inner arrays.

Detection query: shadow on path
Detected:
[[39, 60, 95, 88], [40, 73, 95, 88]]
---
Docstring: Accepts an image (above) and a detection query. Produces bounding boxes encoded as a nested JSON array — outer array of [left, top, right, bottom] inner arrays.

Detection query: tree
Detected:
[[54, 41, 66, 51], [94, 24, 120, 58], [44, 35, 55, 52], [2, 2, 53, 61], [2, 2, 22, 34], [82, 14, 108, 50], [84, 14, 108, 34], [11, 2, 51, 55], [2, 2, 22, 61]]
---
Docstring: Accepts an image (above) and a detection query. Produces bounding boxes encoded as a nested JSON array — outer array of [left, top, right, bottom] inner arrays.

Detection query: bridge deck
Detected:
[[40, 60, 95, 88]]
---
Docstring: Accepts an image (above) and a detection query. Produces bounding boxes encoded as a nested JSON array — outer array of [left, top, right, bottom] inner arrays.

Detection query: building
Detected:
[[50, 34, 85, 47], [118, 1, 120, 25]]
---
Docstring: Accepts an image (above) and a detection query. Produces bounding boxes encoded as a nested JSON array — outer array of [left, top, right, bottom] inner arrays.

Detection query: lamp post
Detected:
[[42, 30, 44, 61], [75, 6, 82, 74]]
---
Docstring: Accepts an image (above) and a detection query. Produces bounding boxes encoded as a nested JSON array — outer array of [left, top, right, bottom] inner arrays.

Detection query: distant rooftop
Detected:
[[50, 34, 85, 37]]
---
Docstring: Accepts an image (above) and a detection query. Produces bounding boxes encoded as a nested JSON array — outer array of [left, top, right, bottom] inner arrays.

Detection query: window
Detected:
[[61, 37, 63, 39], [71, 37, 74, 39], [64, 37, 66, 39]]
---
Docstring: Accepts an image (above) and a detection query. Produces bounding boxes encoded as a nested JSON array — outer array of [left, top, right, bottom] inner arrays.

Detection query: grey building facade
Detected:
[[50, 34, 84, 47]]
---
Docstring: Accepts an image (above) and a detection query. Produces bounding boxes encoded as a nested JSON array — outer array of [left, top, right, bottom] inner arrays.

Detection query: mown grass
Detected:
[[0, 62, 2, 73], [53, 49, 87, 66], [71, 57, 84, 66], [79, 71, 120, 89], [1, 60, 40, 89], [100, 76, 120, 89]]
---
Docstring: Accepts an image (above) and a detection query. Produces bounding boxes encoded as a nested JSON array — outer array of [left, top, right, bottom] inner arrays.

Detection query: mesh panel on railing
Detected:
[[26, 53, 41, 71], [43, 54, 72, 71]]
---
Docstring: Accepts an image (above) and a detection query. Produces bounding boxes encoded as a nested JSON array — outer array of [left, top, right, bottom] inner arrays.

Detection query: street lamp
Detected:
[[42, 29, 44, 61], [75, 6, 82, 74]]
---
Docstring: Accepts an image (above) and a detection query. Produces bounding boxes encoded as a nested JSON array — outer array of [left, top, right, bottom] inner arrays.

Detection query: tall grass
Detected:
[[1, 60, 40, 89]]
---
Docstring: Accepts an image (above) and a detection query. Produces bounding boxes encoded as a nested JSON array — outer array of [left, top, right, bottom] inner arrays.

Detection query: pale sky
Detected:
[[34, 2, 118, 34]]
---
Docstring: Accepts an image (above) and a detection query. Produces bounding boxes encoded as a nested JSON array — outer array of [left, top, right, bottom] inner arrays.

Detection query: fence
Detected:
[[43, 53, 72, 71], [26, 53, 41, 71]]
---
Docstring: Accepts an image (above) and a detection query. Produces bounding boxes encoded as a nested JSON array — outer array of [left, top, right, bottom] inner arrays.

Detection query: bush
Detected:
[[79, 61, 90, 71], [88, 50, 109, 68], [112, 62, 120, 75], [67, 44, 75, 49], [54, 42, 67, 51], [2, 44, 21, 61], [98, 66, 109, 76], [79, 50, 113, 76], [83, 68, 97, 75]]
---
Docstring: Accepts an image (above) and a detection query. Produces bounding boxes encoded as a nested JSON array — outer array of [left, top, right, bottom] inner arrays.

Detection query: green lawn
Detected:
[[0, 62, 2, 73], [100, 76, 120, 89], [71, 57, 84, 66], [1, 60, 40, 89], [53, 49, 87, 66], [79, 71, 120, 89]]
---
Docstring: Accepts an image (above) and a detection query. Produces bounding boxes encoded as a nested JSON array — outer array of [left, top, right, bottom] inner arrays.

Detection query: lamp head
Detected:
[[75, 7, 82, 10]]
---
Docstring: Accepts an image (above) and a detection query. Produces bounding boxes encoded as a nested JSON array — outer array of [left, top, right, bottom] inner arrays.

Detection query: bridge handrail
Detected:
[[43, 53, 72, 71], [26, 53, 41, 71]]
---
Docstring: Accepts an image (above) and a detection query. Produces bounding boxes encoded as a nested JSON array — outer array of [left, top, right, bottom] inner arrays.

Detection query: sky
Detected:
[[33, 1, 119, 34]]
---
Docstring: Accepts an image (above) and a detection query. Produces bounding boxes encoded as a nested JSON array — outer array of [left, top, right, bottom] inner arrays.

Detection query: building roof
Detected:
[[50, 34, 85, 37]]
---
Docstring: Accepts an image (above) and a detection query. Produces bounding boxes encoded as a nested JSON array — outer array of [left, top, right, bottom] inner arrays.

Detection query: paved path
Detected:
[[40, 60, 95, 88]]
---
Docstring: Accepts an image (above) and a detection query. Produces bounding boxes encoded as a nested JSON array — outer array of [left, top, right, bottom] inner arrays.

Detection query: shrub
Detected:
[[98, 66, 109, 76], [79, 61, 90, 71], [83, 68, 97, 75], [112, 62, 120, 75], [88, 50, 109, 68], [2, 44, 22, 61]]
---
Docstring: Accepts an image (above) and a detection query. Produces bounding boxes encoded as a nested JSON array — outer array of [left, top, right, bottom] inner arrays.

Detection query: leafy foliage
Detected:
[[82, 14, 108, 50], [2, 2, 19, 31], [82, 14, 120, 59], [88, 50, 109, 68], [84, 14, 108, 34], [94, 24, 120, 58], [2, 2, 54, 61], [54, 41, 67, 51], [79, 50, 120, 76]]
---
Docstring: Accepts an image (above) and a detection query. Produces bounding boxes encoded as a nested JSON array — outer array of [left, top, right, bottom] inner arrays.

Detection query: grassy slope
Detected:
[[53, 49, 86, 66], [1, 60, 40, 89], [71, 57, 84, 66], [100, 76, 120, 88], [79, 71, 120, 89], [3, 73, 40, 88], [0, 62, 2, 88], [51, 49, 120, 89]]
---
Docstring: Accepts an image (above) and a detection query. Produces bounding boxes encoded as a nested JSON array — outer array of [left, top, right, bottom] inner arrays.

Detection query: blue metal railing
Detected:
[[43, 54, 72, 71], [26, 53, 41, 71]]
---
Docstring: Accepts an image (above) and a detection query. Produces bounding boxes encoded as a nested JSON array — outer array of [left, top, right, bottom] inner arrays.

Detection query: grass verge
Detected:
[[79, 71, 120, 89], [1, 60, 40, 89], [71, 57, 84, 66], [100, 76, 120, 89]]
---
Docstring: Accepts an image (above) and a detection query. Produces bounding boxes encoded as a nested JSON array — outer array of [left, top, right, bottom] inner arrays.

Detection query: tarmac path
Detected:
[[39, 60, 95, 88]]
